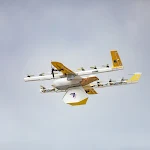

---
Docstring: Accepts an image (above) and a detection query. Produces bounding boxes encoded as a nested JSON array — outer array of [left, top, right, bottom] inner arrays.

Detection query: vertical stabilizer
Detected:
[[111, 50, 123, 68]]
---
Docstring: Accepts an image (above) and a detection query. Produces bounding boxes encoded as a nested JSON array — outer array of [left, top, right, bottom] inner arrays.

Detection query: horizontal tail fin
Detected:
[[110, 50, 123, 69], [127, 73, 142, 83]]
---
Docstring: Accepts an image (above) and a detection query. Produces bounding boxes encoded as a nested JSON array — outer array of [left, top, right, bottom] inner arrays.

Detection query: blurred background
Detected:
[[0, 0, 149, 149]]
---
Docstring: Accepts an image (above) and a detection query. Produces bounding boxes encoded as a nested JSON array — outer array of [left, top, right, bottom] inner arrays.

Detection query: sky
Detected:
[[0, 0, 150, 149]]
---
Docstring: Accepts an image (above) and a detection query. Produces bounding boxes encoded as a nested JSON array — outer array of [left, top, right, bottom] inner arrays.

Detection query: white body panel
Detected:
[[52, 78, 82, 90]]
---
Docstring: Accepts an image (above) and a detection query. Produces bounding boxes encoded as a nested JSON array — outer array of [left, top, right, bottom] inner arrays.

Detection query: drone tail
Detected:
[[127, 73, 142, 83], [111, 50, 123, 69]]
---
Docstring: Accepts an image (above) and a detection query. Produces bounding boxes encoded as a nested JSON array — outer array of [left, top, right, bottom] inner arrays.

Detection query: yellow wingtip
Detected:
[[127, 72, 142, 83]]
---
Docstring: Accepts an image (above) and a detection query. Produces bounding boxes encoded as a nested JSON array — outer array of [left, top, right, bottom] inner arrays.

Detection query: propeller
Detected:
[[97, 80, 106, 87], [51, 60, 55, 78], [39, 73, 45, 76], [40, 85, 46, 90], [51, 60, 59, 78], [27, 74, 34, 77], [90, 66, 97, 69], [97, 80, 101, 86], [97, 81, 100, 84], [102, 64, 109, 68], [51, 67, 55, 78], [77, 67, 85, 71], [121, 77, 124, 81], [109, 78, 112, 82], [121, 77, 128, 81]]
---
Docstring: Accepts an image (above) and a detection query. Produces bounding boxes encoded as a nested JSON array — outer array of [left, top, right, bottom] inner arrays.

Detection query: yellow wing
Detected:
[[51, 61, 76, 75], [80, 76, 99, 86], [127, 73, 142, 83], [83, 85, 98, 94]]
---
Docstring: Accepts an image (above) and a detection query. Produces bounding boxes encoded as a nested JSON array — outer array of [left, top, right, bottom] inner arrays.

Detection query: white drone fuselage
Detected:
[[52, 77, 82, 90]]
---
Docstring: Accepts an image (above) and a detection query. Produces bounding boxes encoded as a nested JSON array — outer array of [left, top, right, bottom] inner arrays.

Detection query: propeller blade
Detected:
[[97, 81, 100, 84], [51, 60, 55, 78], [77, 67, 85, 71], [121, 77, 128, 81], [27, 74, 34, 77], [102, 64, 109, 68], [90, 66, 97, 69], [81, 67, 85, 71], [39, 73, 45, 76], [40, 85, 46, 89]]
